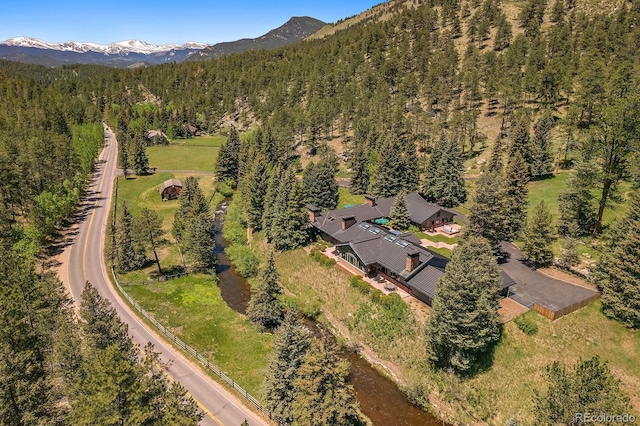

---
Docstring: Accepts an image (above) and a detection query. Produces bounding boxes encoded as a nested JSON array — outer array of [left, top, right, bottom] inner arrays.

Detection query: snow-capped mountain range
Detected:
[[2, 36, 209, 55]]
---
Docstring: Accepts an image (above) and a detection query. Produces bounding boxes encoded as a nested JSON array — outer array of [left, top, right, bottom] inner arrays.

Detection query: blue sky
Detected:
[[1, 0, 382, 45]]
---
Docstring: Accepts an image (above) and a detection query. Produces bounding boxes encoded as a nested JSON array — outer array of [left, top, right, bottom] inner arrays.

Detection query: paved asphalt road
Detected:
[[64, 125, 267, 426]]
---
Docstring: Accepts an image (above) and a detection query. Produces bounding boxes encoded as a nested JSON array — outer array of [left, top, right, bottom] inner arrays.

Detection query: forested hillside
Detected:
[[1, 0, 640, 423]]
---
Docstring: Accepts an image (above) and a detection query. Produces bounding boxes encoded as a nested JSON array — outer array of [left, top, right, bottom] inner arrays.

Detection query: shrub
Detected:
[[309, 249, 336, 267], [370, 288, 383, 304], [514, 315, 538, 335], [226, 244, 260, 278], [216, 180, 235, 197]]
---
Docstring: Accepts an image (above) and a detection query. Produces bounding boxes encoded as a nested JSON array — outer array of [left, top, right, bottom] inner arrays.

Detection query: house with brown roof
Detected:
[[159, 178, 182, 200], [307, 196, 515, 306]]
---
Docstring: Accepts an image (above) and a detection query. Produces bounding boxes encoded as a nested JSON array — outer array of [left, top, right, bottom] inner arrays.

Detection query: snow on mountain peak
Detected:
[[1, 37, 209, 54]]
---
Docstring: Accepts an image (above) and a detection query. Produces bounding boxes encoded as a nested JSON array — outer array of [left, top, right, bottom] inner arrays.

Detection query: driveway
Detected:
[[499, 242, 599, 313]]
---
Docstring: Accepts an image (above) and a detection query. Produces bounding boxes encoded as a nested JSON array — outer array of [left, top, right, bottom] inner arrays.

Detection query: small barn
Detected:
[[159, 178, 182, 201]]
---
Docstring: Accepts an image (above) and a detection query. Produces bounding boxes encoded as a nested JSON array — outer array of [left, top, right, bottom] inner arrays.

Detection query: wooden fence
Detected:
[[533, 293, 600, 321], [111, 267, 288, 425]]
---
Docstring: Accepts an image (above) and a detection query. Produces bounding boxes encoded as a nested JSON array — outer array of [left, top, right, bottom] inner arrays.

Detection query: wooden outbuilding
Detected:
[[159, 178, 182, 200]]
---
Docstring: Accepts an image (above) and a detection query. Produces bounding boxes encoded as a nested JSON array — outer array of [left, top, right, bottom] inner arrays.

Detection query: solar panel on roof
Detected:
[[369, 228, 381, 234], [359, 223, 371, 229], [384, 234, 397, 242], [395, 240, 409, 248]]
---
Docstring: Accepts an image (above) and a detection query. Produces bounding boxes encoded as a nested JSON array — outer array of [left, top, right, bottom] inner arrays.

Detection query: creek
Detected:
[[213, 199, 446, 426]]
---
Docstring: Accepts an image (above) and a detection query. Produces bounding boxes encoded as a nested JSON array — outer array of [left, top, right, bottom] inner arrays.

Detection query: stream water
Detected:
[[212, 200, 446, 426]]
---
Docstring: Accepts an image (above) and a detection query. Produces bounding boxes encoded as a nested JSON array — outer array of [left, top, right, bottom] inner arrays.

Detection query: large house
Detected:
[[307, 194, 515, 306], [308, 192, 454, 236]]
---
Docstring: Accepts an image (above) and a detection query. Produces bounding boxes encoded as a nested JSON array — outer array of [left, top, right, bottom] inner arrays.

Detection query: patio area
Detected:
[[321, 247, 412, 299]]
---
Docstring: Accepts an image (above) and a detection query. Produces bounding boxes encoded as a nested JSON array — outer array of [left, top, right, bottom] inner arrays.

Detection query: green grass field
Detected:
[[125, 275, 272, 396], [147, 135, 226, 171], [417, 231, 460, 245], [113, 172, 222, 282], [527, 172, 570, 217], [338, 187, 365, 208]]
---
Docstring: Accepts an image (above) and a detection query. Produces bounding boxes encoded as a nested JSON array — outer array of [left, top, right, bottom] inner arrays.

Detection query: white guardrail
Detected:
[[111, 267, 287, 426]]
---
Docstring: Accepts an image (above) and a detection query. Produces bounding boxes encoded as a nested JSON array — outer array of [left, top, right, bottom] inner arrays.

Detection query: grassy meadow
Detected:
[[146, 135, 226, 171], [125, 275, 272, 396]]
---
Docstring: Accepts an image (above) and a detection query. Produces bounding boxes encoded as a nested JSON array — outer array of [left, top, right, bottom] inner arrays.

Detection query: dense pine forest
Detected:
[[1, 0, 640, 424]]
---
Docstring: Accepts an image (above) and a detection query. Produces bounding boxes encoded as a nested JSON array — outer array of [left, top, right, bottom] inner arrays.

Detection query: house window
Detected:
[[343, 252, 364, 271]]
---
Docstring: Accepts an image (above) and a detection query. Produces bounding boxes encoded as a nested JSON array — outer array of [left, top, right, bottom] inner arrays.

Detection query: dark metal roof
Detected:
[[405, 265, 446, 301]]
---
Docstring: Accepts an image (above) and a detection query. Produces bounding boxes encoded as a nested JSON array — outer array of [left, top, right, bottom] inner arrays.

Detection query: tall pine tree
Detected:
[[214, 126, 241, 185], [247, 251, 284, 329], [390, 190, 411, 230], [303, 159, 339, 210], [503, 151, 530, 240], [291, 336, 363, 426], [369, 137, 405, 197], [349, 141, 370, 195], [522, 201, 556, 267], [594, 191, 640, 328], [261, 312, 311, 424], [426, 236, 502, 374], [468, 171, 509, 254]]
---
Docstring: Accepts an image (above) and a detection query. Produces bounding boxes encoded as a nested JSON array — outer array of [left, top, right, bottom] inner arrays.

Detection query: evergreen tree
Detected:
[[349, 141, 370, 195], [132, 140, 149, 176], [172, 176, 209, 241], [434, 137, 467, 208], [530, 112, 555, 179], [79, 282, 134, 356], [420, 134, 447, 202], [533, 356, 631, 425], [271, 171, 309, 251], [522, 201, 556, 267], [426, 236, 502, 374], [119, 141, 130, 179], [503, 151, 529, 240], [262, 312, 312, 424], [468, 171, 508, 254], [494, 12, 513, 51], [508, 115, 533, 177], [291, 336, 363, 426], [116, 202, 144, 273], [241, 154, 268, 230], [134, 207, 164, 276], [594, 192, 640, 328], [401, 139, 420, 192], [557, 164, 596, 237], [303, 160, 339, 210], [390, 190, 411, 230], [262, 166, 283, 241], [214, 126, 241, 185], [183, 213, 216, 273], [488, 136, 504, 172], [247, 251, 284, 329], [369, 137, 405, 197]]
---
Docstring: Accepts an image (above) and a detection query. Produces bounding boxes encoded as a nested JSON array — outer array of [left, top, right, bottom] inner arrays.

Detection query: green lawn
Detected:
[[416, 231, 459, 245], [113, 172, 221, 282], [338, 187, 365, 208], [526, 172, 570, 216], [147, 135, 226, 171], [125, 275, 272, 396]]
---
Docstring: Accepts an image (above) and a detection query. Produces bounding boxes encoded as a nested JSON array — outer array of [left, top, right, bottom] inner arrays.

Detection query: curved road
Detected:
[[63, 125, 267, 426]]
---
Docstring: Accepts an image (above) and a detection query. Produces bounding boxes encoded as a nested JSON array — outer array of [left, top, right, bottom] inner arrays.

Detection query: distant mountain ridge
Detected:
[[0, 37, 209, 68], [190, 16, 326, 60], [1, 37, 208, 54]]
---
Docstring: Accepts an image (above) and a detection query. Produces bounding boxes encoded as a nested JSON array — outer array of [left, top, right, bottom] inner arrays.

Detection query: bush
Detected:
[[349, 276, 370, 294], [514, 315, 538, 335], [226, 244, 260, 278], [370, 288, 383, 304], [222, 198, 247, 245], [216, 180, 235, 197], [309, 249, 336, 267]]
